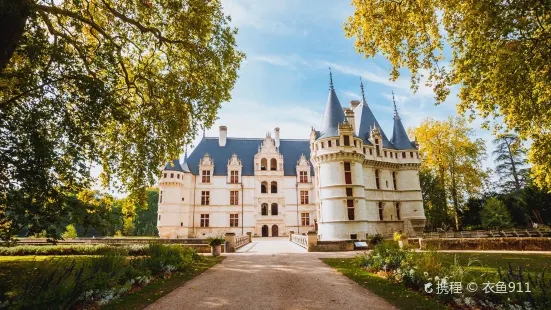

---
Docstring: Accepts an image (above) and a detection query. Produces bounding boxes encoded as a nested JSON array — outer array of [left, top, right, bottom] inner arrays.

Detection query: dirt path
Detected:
[[146, 238, 394, 310]]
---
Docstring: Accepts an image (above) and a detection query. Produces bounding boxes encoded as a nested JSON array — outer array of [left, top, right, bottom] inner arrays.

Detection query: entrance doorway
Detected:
[[261, 225, 269, 237], [272, 225, 279, 237]]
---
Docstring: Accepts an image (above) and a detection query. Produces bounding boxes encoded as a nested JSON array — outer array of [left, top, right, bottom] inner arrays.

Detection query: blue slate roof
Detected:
[[182, 137, 314, 176], [164, 159, 186, 172], [354, 102, 394, 149], [391, 115, 416, 150], [318, 87, 346, 139]]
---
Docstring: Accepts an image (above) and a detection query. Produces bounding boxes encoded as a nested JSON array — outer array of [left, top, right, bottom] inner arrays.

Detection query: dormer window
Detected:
[[270, 158, 277, 171], [230, 171, 239, 183], [299, 171, 308, 183], [201, 170, 210, 183], [261, 158, 267, 170], [375, 139, 381, 156]]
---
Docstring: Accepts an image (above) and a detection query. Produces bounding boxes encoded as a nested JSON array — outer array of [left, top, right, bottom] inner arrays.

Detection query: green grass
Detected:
[[322, 258, 447, 310], [102, 256, 223, 310]]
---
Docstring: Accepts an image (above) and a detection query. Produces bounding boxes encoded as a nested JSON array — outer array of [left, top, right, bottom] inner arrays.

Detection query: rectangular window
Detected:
[[301, 213, 310, 226], [378, 202, 384, 221], [177, 174, 180, 179], [336, 139, 340, 146], [328, 140, 332, 147], [202, 170, 211, 183], [200, 214, 209, 227], [353, 140, 357, 147], [375, 170, 380, 189], [158, 215, 161, 221], [299, 171, 308, 183], [375, 139, 381, 156], [344, 135, 350, 146], [384, 150, 387, 157], [390, 152, 393, 158], [201, 191, 210, 205], [396, 203, 401, 220], [369, 148, 373, 155], [321, 142, 324, 148], [170, 173, 174, 178], [392, 172, 397, 190], [363, 147, 366, 154], [402, 152, 406, 158], [230, 171, 239, 183], [350, 234, 358, 240], [347, 199, 355, 220], [159, 191, 163, 203], [163, 173, 167, 178], [344, 162, 352, 185], [346, 188, 353, 197], [230, 190, 239, 205], [230, 214, 239, 227], [300, 190, 309, 204]]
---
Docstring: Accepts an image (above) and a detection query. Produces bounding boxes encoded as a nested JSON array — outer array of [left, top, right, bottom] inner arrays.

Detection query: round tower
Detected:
[[158, 158, 191, 238]]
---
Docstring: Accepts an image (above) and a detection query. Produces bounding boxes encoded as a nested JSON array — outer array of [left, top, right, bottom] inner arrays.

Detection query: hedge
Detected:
[[419, 237, 551, 251], [0, 244, 151, 256]]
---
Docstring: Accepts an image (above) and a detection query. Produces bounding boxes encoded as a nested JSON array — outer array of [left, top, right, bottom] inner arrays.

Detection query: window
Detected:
[[200, 214, 209, 227], [369, 148, 373, 155], [353, 140, 357, 147], [336, 139, 340, 146], [261, 203, 268, 215], [170, 173, 174, 178], [261, 158, 267, 170], [300, 191, 309, 204], [270, 158, 277, 171], [321, 142, 324, 148], [384, 150, 387, 157], [378, 202, 384, 221], [363, 147, 366, 154], [392, 172, 397, 190], [299, 171, 308, 183], [402, 152, 406, 158], [230, 190, 239, 205], [261, 181, 267, 193], [350, 234, 358, 240], [344, 162, 352, 184], [181, 197, 185, 201], [396, 203, 401, 220], [410, 151, 414, 158], [177, 174, 180, 179], [158, 215, 161, 221], [386, 180, 389, 188], [344, 135, 350, 146], [375, 139, 381, 156], [271, 203, 278, 215], [346, 188, 353, 197], [201, 191, 210, 205], [328, 140, 332, 147], [159, 191, 163, 203], [163, 173, 167, 178], [230, 214, 239, 227], [347, 199, 355, 220], [390, 152, 393, 158], [301, 213, 310, 226], [202, 170, 210, 183], [271, 181, 278, 193], [181, 222, 183, 226], [230, 171, 239, 183], [375, 170, 380, 189]]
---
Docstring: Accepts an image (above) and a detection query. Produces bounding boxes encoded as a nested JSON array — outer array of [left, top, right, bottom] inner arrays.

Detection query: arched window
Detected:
[[395, 202, 401, 220], [270, 158, 277, 171], [261, 181, 268, 193], [271, 181, 277, 193], [375, 170, 380, 189], [271, 203, 278, 215], [261, 203, 268, 215], [261, 158, 267, 170]]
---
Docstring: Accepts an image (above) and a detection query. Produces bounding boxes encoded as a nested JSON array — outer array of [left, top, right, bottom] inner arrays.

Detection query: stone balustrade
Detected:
[[235, 235, 250, 249], [224, 232, 252, 253], [291, 234, 308, 249]]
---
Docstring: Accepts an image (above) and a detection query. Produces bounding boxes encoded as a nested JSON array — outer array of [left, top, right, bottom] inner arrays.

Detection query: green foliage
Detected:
[[368, 234, 383, 246], [61, 224, 78, 239], [392, 231, 407, 242], [0, 244, 154, 256], [207, 237, 225, 246], [345, 0, 551, 190], [493, 134, 529, 192], [0, 0, 244, 241], [355, 242, 408, 272], [0, 244, 201, 308], [420, 170, 452, 230], [480, 197, 513, 230]]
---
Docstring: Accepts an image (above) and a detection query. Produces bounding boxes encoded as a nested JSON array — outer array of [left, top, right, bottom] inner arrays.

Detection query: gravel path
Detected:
[[146, 238, 394, 310]]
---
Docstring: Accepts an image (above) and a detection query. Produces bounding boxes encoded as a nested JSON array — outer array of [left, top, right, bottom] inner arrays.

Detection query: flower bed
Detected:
[[420, 237, 551, 251]]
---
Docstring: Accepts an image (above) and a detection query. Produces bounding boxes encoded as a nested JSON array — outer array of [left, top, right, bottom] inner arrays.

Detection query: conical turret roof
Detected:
[[390, 94, 415, 150], [354, 79, 394, 148], [164, 159, 185, 172], [318, 71, 346, 139]]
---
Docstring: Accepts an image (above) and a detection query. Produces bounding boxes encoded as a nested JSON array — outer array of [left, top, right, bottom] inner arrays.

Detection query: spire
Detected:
[[392, 90, 399, 120], [360, 77, 367, 106], [329, 67, 334, 90]]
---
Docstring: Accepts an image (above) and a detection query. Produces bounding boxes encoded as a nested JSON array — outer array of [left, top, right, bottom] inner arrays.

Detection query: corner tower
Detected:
[[310, 71, 368, 240]]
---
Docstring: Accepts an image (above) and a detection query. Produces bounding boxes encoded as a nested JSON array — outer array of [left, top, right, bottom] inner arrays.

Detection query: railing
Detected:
[[235, 235, 250, 249], [421, 229, 551, 239], [291, 234, 308, 249]]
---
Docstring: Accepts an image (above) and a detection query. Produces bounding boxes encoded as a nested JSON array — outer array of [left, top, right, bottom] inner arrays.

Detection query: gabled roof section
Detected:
[[318, 71, 346, 139], [390, 93, 416, 150], [184, 137, 314, 176], [164, 159, 185, 172]]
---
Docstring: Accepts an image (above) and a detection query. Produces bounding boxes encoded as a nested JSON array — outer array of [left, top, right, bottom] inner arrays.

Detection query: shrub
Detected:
[[368, 234, 383, 246], [207, 237, 225, 246], [355, 242, 408, 272], [62, 225, 78, 239], [393, 231, 407, 242], [420, 237, 551, 251]]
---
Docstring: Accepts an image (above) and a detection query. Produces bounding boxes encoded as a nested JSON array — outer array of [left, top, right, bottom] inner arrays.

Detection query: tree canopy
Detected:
[[345, 0, 551, 190], [0, 0, 244, 240]]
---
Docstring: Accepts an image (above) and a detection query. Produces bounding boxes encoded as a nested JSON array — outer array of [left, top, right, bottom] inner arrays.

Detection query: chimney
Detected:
[[274, 127, 280, 148], [219, 126, 227, 147], [350, 100, 360, 108], [345, 109, 355, 132]]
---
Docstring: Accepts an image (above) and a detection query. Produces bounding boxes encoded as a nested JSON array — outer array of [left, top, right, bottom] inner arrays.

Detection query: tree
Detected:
[[419, 169, 452, 230], [411, 117, 489, 230], [134, 188, 159, 236], [480, 197, 513, 230], [345, 0, 551, 190], [0, 0, 244, 241], [493, 133, 529, 192], [61, 224, 78, 239]]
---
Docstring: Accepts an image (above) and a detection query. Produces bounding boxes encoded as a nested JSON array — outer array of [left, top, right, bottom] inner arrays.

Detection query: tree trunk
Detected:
[[505, 139, 521, 190], [450, 167, 460, 231], [0, 0, 32, 73]]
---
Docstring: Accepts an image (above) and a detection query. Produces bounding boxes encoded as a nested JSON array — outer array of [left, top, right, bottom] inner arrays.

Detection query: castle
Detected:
[[157, 75, 426, 240]]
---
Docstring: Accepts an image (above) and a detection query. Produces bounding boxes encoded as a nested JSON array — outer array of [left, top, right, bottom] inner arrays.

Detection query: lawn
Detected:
[[323, 252, 551, 310]]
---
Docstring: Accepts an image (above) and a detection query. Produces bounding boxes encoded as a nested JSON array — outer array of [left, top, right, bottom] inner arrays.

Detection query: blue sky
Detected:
[[194, 0, 494, 162]]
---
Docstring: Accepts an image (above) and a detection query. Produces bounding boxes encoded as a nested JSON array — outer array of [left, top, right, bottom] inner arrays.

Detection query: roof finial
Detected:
[[329, 67, 334, 90], [360, 77, 367, 106], [392, 90, 399, 119]]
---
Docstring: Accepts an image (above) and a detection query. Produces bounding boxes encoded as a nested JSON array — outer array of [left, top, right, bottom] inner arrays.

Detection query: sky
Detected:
[[191, 0, 494, 161], [95, 0, 498, 195]]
